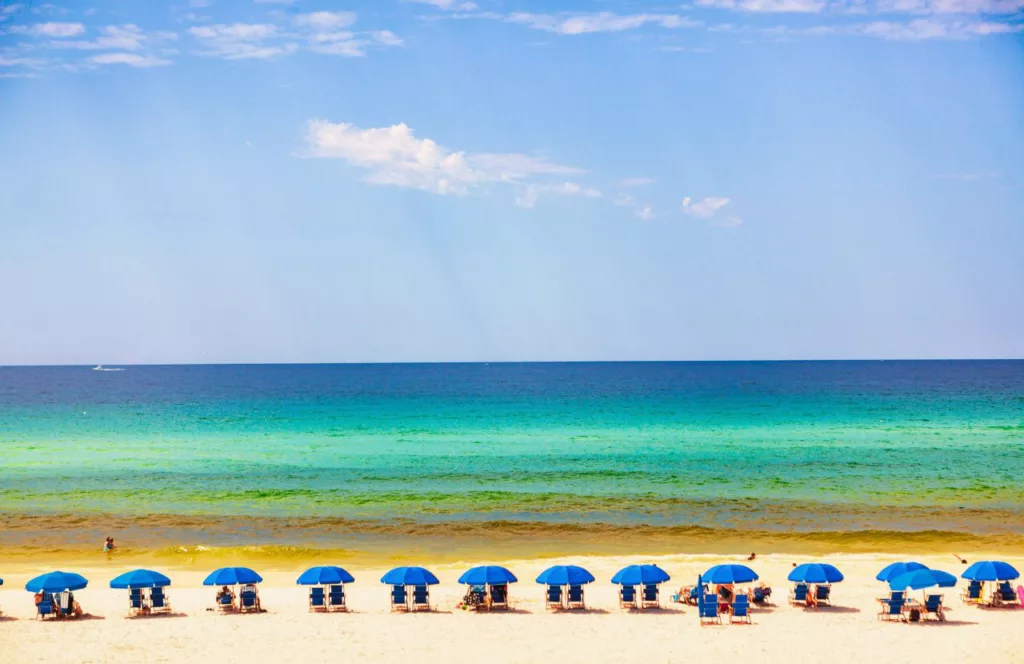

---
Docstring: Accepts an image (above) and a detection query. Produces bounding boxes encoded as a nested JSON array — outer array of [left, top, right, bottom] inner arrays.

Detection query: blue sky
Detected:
[[1, 0, 1022, 364]]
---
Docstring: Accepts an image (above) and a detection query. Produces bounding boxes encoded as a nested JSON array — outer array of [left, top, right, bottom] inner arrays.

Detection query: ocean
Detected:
[[1, 361, 1022, 564]]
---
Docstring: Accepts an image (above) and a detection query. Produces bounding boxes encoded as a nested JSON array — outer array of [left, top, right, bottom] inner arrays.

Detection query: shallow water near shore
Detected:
[[1, 361, 1022, 562]]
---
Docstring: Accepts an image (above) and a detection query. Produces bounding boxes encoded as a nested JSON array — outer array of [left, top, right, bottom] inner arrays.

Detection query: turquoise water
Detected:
[[1, 361, 1022, 553]]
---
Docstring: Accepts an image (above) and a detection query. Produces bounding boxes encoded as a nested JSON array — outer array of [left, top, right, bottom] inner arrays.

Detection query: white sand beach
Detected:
[[1, 553, 1022, 663]]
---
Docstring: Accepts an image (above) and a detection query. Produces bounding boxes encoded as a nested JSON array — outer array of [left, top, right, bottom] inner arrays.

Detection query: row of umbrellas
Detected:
[[9, 560, 1017, 595]]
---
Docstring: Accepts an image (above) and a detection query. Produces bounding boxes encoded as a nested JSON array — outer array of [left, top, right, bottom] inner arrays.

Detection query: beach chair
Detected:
[[309, 587, 326, 612], [545, 585, 563, 610], [752, 585, 771, 605], [731, 594, 751, 624], [922, 594, 944, 621], [412, 585, 430, 612], [217, 592, 235, 613], [619, 585, 637, 609], [642, 584, 660, 609], [239, 587, 259, 613], [128, 588, 144, 617], [815, 585, 832, 606], [568, 585, 585, 610], [997, 582, 1018, 606], [391, 585, 408, 611], [878, 596, 906, 622], [700, 594, 721, 625], [789, 583, 809, 606], [36, 596, 55, 620], [150, 587, 170, 614], [327, 585, 347, 612], [961, 580, 982, 604], [490, 584, 509, 611]]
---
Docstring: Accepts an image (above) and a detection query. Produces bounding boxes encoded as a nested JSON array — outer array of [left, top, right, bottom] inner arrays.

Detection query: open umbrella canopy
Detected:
[[381, 566, 440, 586], [458, 566, 517, 585], [876, 561, 928, 582], [702, 564, 758, 585], [110, 569, 171, 589], [962, 561, 1020, 582], [203, 567, 263, 586], [26, 571, 88, 593], [611, 564, 671, 586], [296, 566, 355, 586], [535, 565, 596, 586], [889, 569, 958, 591], [788, 563, 844, 584]]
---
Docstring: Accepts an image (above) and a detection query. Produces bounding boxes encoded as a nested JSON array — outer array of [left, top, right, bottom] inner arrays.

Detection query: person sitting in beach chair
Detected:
[[962, 580, 982, 604], [730, 594, 751, 624], [642, 584, 660, 608], [814, 584, 831, 607], [239, 585, 261, 613], [700, 593, 721, 626], [216, 586, 236, 612], [567, 584, 585, 610], [59, 591, 83, 619], [35, 592, 56, 620], [545, 585, 563, 610], [309, 587, 326, 613], [412, 585, 430, 611], [490, 584, 509, 610], [922, 594, 945, 621], [327, 585, 346, 612], [878, 592, 906, 622], [619, 585, 637, 609], [789, 583, 809, 606], [752, 584, 772, 605]]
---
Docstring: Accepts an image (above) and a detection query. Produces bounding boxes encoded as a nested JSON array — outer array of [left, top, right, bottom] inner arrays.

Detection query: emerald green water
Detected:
[[1, 362, 1022, 555]]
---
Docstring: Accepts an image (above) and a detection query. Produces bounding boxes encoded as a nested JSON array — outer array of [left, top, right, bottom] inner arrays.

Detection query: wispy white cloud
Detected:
[[635, 205, 655, 220], [859, 17, 1022, 38], [506, 12, 701, 35], [189, 23, 295, 59], [294, 11, 357, 30], [10, 21, 85, 37], [305, 120, 586, 200], [48, 25, 177, 52], [682, 196, 732, 218], [516, 181, 603, 208], [0, 4, 23, 21], [695, 0, 826, 13], [253, 0, 297, 4], [714, 216, 745, 228], [89, 52, 172, 67], [372, 30, 404, 46], [292, 12, 402, 57], [408, 0, 479, 10]]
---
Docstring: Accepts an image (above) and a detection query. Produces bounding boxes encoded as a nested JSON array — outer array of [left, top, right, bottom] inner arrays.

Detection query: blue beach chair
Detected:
[[731, 594, 751, 624], [391, 585, 408, 611], [642, 584, 660, 608], [328, 585, 346, 612], [413, 585, 430, 611], [790, 583, 809, 606], [815, 584, 832, 606], [545, 585, 563, 609], [700, 594, 721, 625], [309, 587, 326, 612], [129, 588, 143, 616], [878, 596, 906, 622], [619, 585, 637, 609], [962, 581, 982, 603], [36, 595, 55, 620], [923, 594, 944, 621], [150, 587, 170, 614], [568, 585, 585, 610], [217, 591, 235, 613], [996, 582, 1018, 606], [490, 584, 509, 610], [239, 587, 259, 613]]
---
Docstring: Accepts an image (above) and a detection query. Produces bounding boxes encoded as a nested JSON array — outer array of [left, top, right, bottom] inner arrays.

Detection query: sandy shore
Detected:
[[1, 552, 1022, 663]]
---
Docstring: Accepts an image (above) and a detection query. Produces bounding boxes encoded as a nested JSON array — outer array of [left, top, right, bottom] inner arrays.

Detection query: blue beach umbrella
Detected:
[[381, 566, 440, 586], [296, 566, 355, 586], [888, 569, 957, 591], [876, 561, 928, 583], [962, 561, 1020, 582], [702, 564, 758, 585], [788, 563, 844, 584], [535, 565, 596, 586], [109, 569, 171, 589], [458, 566, 518, 585], [26, 571, 89, 593], [611, 564, 671, 586], [203, 567, 263, 586]]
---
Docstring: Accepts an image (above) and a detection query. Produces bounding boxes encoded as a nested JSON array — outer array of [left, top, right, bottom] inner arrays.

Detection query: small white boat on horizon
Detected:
[[92, 365, 125, 372]]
